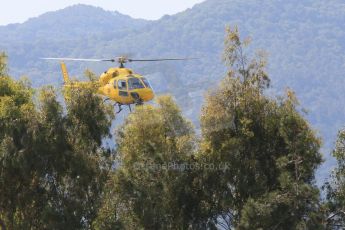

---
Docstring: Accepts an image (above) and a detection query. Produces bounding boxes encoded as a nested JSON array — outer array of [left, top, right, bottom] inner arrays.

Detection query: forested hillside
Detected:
[[1, 0, 345, 178], [1, 28, 337, 229]]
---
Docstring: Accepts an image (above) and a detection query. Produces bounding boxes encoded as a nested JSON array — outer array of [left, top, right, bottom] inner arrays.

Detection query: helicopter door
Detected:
[[117, 80, 128, 97]]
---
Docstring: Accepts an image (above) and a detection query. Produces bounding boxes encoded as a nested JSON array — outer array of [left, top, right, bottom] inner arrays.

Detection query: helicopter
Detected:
[[42, 56, 194, 113]]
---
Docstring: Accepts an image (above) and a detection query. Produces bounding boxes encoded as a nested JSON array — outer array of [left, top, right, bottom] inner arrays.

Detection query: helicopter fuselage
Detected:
[[61, 62, 154, 105], [98, 67, 154, 105]]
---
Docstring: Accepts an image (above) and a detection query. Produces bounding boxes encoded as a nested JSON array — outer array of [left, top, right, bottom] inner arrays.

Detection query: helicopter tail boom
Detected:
[[60, 62, 70, 83]]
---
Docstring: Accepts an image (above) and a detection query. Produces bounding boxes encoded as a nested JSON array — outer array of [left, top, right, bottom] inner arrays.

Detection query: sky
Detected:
[[0, 0, 205, 26]]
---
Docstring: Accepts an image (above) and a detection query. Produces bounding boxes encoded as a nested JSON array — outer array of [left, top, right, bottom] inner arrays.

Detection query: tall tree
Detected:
[[0, 52, 7, 76], [198, 26, 323, 229], [0, 56, 35, 228], [93, 96, 200, 229], [324, 128, 345, 229], [0, 57, 114, 229]]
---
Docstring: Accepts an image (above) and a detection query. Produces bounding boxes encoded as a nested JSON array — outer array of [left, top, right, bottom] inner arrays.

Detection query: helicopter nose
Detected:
[[139, 88, 154, 102]]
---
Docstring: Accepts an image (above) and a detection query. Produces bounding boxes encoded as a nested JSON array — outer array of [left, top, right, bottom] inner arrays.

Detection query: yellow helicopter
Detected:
[[42, 56, 193, 113]]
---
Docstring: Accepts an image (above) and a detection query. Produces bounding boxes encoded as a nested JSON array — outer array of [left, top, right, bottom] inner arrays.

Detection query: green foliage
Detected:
[[92, 27, 325, 229], [93, 96, 202, 229], [239, 186, 323, 230], [0, 61, 114, 229], [323, 129, 345, 228], [198, 27, 323, 228], [0, 52, 7, 76], [84, 69, 98, 82], [0, 13, 333, 227]]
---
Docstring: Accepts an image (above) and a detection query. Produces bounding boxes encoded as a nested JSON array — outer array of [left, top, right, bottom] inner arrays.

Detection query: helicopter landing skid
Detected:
[[115, 103, 123, 114], [114, 103, 133, 114]]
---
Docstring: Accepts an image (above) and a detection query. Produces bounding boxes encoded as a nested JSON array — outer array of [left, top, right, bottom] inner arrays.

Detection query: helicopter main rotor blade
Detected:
[[128, 58, 198, 62], [41, 57, 118, 62], [41, 57, 198, 65]]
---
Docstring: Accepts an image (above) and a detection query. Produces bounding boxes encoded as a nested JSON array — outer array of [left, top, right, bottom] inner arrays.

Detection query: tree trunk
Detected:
[[0, 218, 6, 230]]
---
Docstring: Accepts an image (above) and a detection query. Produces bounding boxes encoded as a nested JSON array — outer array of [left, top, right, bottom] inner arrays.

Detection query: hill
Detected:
[[0, 4, 150, 84], [0, 4, 149, 42], [1, 0, 345, 179]]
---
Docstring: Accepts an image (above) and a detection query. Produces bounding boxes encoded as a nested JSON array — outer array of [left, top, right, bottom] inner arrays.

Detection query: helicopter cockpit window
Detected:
[[141, 78, 152, 89], [117, 80, 127, 90], [128, 77, 145, 90]]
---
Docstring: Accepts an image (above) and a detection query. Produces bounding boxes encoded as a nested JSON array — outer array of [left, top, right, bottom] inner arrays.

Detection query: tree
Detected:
[[198, 26, 323, 229], [0, 56, 114, 229], [324, 128, 345, 229], [0, 57, 36, 228], [1, 22, 327, 228], [93, 96, 202, 229], [0, 52, 7, 76]]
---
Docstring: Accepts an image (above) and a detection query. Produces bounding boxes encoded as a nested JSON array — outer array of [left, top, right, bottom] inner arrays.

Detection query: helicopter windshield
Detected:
[[141, 77, 152, 89], [128, 77, 145, 90]]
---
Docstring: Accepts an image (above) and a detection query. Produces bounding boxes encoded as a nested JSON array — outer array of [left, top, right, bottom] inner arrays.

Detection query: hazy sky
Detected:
[[0, 0, 205, 25]]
